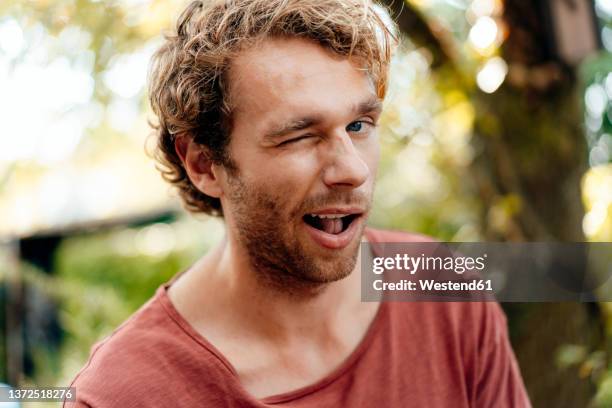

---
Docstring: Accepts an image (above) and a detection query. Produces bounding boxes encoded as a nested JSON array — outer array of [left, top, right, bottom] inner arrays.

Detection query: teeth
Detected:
[[309, 213, 350, 219]]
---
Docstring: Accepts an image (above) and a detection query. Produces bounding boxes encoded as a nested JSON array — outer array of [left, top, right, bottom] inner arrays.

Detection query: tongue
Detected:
[[321, 218, 343, 234]]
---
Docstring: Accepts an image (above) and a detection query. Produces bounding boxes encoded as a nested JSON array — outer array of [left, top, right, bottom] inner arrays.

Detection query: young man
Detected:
[[67, 0, 531, 406]]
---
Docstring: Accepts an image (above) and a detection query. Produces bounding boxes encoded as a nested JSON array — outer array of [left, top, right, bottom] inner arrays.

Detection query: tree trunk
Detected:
[[382, 1, 602, 406]]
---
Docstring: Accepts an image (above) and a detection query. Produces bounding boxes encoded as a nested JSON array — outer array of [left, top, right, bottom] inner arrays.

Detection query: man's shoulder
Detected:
[[386, 297, 510, 370], [69, 292, 171, 381], [395, 298, 508, 338], [65, 287, 228, 407]]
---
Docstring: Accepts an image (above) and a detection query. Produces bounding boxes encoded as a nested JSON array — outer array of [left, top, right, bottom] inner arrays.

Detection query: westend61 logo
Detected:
[[371, 253, 488, 275], [361, 242, 612, 302]]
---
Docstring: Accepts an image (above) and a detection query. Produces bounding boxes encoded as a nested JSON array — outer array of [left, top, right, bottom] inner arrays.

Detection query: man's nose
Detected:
[[321, 130, 369, 188]]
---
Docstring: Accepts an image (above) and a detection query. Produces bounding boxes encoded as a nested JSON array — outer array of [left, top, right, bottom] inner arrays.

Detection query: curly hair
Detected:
[[148, 0, 397, 216]]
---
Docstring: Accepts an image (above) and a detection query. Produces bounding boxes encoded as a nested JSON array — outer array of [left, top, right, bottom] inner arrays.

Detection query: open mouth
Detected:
[[302, 213, 360, 235]]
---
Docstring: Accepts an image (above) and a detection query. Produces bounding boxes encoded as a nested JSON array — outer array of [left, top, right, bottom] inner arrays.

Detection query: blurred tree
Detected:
[[381, 0, 603, 406], [0, 0, 182, 385], [483, 3, 600, 406]]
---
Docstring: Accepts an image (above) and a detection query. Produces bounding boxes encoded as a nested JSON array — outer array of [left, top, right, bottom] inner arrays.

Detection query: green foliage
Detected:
[[13, 218, 219, 386], [2, 0, 165, 104], [55, 234, 184, 310], [595, 375, 612, 408]]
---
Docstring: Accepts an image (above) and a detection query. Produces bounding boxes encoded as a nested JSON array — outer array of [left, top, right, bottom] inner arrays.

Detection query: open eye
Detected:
[[346, 120, 376, 134], [346, 121, 364, 132]]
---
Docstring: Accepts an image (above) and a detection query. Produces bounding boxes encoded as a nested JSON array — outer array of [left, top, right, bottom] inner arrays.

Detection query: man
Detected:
[[67, 0, 531, 406]]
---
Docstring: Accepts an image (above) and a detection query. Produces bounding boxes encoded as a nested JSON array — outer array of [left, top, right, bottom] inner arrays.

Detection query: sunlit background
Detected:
[[1, 0, 611, 238], [0, 0, 611, 406]]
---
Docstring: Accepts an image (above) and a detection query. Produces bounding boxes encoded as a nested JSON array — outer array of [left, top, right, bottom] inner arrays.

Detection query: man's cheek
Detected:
[[359, 135, 380, 165], [364, 148, 380, 179]]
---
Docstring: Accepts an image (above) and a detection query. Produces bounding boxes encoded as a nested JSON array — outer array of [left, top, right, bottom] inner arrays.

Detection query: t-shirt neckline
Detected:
[[156, 227, 388, 405]]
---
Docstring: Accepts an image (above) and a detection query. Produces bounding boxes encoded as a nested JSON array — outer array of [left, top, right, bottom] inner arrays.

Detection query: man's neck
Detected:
[[167, 230, 380, 398], [211, 233, 368, 340], [182, 232, 370, 342]]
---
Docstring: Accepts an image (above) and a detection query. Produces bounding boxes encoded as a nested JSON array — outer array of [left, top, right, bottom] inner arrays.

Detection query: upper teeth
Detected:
[[310, 214, 349, 219]]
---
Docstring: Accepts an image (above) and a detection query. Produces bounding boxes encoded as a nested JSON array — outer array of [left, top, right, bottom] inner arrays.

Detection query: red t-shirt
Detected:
[[65, 228, 531, 407]]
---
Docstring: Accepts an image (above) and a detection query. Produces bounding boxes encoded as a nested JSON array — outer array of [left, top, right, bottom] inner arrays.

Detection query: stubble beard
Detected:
[[224, 171, 369, 297]]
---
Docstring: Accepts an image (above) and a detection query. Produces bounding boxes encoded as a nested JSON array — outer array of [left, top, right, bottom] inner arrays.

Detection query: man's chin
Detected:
[[302, 241, 362, 284]]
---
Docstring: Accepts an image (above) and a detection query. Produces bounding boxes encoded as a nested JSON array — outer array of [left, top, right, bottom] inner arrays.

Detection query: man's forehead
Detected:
[[230, 37, 349, 80], [227, 37, 375, 113]]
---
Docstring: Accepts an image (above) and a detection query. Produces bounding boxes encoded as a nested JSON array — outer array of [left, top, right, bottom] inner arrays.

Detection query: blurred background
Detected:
[[0, 0, 611, 406]]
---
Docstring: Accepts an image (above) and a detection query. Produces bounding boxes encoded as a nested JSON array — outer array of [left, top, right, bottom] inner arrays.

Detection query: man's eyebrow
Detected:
[[263, 116, 321, 142], [355, 96, 383, 116]]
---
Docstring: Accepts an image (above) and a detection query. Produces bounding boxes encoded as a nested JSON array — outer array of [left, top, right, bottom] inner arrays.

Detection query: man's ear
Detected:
[[174, 135, 223, 198]]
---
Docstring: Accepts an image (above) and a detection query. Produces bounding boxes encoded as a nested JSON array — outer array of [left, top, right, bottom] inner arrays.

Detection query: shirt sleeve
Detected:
[[474, 303, 532, 408]]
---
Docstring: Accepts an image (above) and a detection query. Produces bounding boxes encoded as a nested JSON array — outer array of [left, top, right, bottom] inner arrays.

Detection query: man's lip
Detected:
[[304, 208, 365, 216], [302, 213, 364, 249]]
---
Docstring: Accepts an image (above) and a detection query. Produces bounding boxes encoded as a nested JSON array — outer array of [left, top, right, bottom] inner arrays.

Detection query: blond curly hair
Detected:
[[148, 0, 396, 216]]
